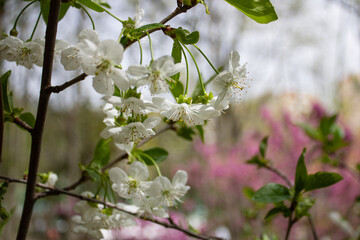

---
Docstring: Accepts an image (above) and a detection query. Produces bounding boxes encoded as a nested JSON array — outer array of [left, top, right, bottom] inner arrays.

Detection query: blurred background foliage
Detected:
[[1, 0, 360, 239]]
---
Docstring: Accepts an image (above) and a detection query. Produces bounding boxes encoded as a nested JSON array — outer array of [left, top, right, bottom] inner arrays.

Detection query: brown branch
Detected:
[[0, 78, 3, 164], [0, 175, 223, 240], [46, 73, 87, 93], [13, 116, 33, 133], [16, 1, 61, 239], [124, 4, 195, 49]]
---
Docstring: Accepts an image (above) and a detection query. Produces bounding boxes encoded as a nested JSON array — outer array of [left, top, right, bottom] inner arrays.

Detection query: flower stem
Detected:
[[80, 5, 95, 30], [12, 0, 37, 32], [145, 31, 154, 62], [137, 39, 143, 65], [28, 10, 42, 41], [181, 43, 206, 95], [193, 44, 219, 74], [179, 42, 190, 95]]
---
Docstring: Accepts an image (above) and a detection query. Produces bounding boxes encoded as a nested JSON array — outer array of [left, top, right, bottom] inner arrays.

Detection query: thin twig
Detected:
[[263, 164, 293, 188], [307, 215, 319, 240], [13, 117, 33, 133], [16, 1, 61, 239], [0, 175, 223, 240], [46, 73, 87, 93]]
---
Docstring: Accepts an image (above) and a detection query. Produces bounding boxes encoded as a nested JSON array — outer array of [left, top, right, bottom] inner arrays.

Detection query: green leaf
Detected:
[[172, 40, 182, 63], [246, 155, 269, 168], [19, 112, 35, 128], [299, 123, 322, 141], [136, 148, 168, 166], [41, 0, 70, 24], [134, 23, 165, 33], [243, 186, 255, 199], [1, 71, 12, 113], [195, 125, 205, 143], [304, 172, 343, 192], [169, 80, 184, 99], [177, 125, 196, 141], [295, 197, 315, 219], [356, 164, 360, 173], [265, 207, 284, 220], [77, 0, 105, 12], [294, 148, 307, 196], [320, 115, 337, 136], [224, 0, 278, 24], [176, 30, 200, 45], [85, 168, 102, 182], [252, 183, 291, 203], [259, 136, 268, 158], [90, 138, 111, 169]]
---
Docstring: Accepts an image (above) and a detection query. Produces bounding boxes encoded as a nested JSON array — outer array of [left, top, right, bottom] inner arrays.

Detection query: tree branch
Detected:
[[46, 73, 87, 93], [16, 1, 61, 239], [263, 164, 293, 188], [0, 175, 223, 240], [13, 116, 33, 133]]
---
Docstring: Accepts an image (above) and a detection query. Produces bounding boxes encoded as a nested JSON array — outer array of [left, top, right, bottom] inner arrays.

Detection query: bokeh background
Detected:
[[1, 0, 360, 239]]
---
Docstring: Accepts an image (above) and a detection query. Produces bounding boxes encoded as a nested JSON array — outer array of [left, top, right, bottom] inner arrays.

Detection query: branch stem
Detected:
[[16, 1, 61, 239]]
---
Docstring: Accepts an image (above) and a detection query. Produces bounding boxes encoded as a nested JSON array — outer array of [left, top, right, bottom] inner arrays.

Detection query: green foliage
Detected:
[[195, 125, 205, 143], [243, 186, 255, 199], [252, 183, 292, 203], [77, 0, 106, 12], [1, 71, 13, 113], [120, 22, 165, 46], [224, 0, 278, 24], [0, 182, 9, 223], [19, 112, 36, 128], [294, 149, 307, 196], [165, 28, 200, 45], [89, 138, 112, 169], [294, 196, 315, 219], [259, 136, 268, 158], [133, 148, 168, 166], [176, 125, 196, 141], [40, 0, 71, 24], [304, 172, 343, 192]]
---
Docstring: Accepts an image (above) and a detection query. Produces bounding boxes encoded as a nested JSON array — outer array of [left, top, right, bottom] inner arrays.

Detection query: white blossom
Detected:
[[147, 170, 190, 207], [213, 51, 248, 105], [127, 56, 183, 94], [0, 36, 43, 69], [45, 172, 58, 187], [109, 161, 152, 205]]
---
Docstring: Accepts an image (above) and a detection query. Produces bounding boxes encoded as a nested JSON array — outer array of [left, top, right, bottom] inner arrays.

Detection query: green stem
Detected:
[[181, 43, 206, 95], [145, 31, 154, 62], [28, 10, 42, 41], [103, 8, 124, 24], [137, 39, 143, 65], [141, 152, 162, 177], [12, 0, 37, 32], [193, 44, 219, 74], [80, 5, 95, 30], [179, 43, 189, 95]]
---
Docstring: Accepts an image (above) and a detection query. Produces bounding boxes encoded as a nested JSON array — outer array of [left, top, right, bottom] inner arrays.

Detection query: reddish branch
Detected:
[[13, 116, 33, 133], [16, 0, 61, 239], [0, 175, 223, 240]]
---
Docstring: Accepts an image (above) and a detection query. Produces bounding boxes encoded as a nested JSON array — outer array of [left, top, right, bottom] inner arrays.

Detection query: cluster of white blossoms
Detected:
[[71, 162, 190, 239], [0, 28, 249, 239], [72, 192, 137, 239]]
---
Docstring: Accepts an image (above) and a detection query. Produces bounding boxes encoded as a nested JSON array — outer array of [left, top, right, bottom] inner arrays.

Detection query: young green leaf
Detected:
[[224, 0, 278, 24], [265, 207, 284, 220], [169, 80, 184, 99], [243, 186, 255, 199], [259, 136, 268, 158], [252, 183, 292, 203], [304, 172, 343, 192], [294, 197, 315, 219], [294, 148, 307, 196], [299, 123, 322, 141], [19, 112, 35, 128], [90, 138, 111, 169], [195, 125, 205, 143], [77, 0, 105, 12], [1, 71, 12, 113], [134, 148, 168, 166], [41, 0, 71, 24], [177, 125, 196, 141], [172, 40, 182, 63], [319, 115, 337, 136]]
